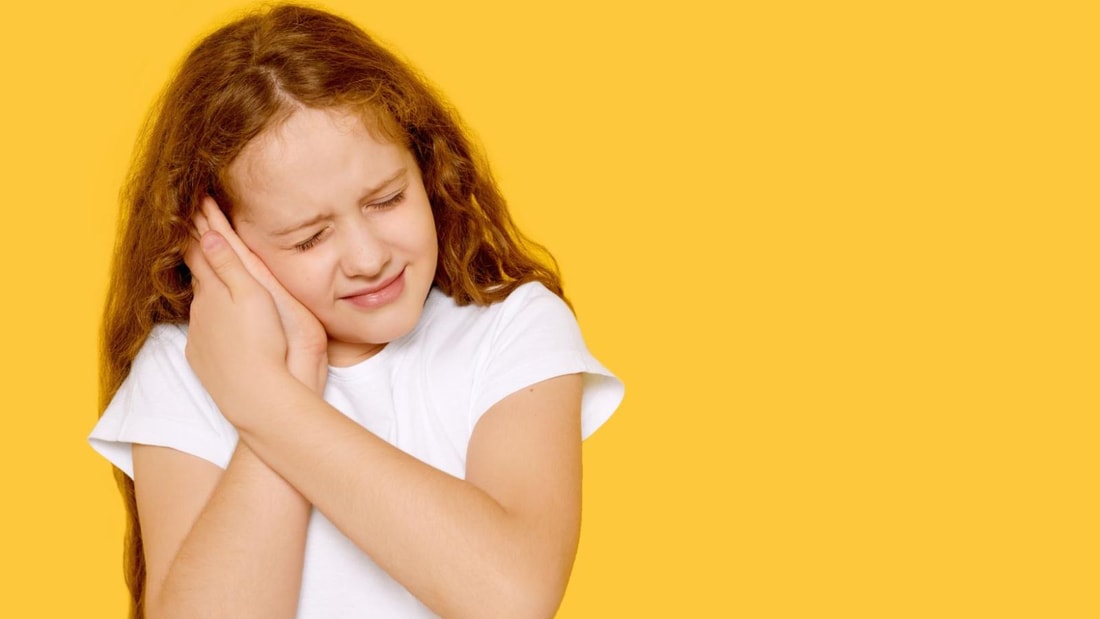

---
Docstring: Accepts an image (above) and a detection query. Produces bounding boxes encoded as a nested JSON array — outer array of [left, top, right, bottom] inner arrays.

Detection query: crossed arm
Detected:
[[134, 205, 584, 619]]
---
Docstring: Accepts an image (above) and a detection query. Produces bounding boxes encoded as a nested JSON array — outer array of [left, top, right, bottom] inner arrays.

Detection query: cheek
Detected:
[[424, 225, 440, 263], [266, 258, 330, 308], [379, 202, 436, 255], [409, 198, 439, 255]]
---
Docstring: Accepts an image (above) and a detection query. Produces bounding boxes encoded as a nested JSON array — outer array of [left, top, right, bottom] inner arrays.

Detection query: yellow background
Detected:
[[1, 0, 1096, 616]]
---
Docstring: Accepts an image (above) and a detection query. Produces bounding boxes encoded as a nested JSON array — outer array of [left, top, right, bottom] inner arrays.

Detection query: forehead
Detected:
[[227, 106, 408, 222]]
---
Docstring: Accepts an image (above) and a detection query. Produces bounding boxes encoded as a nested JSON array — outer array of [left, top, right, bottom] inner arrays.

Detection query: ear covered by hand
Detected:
[[183, 204, 288, 411], [184, 197, 329, 405]]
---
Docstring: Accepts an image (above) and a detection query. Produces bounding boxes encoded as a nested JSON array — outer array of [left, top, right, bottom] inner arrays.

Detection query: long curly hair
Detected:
[[98, 4, 565, 616]]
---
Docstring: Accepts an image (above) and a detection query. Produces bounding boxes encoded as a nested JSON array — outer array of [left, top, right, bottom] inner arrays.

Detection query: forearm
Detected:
[[147, 442, 310, 619], [227, 372, 566, 619], [148, 363, 323, 619]]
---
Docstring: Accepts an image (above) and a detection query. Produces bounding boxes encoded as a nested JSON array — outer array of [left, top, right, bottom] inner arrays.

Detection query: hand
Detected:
[[183, 226, 286, 419], [190, 197, 330, 393], [193, 198, 329, 387]]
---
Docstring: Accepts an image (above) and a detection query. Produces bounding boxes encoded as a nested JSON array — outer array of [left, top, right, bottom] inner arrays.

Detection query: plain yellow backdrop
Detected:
[[1, 0, 1096, 617]]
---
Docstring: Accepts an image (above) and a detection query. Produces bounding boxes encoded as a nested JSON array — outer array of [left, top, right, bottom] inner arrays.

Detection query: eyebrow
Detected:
[[269, 167, 408, 237]]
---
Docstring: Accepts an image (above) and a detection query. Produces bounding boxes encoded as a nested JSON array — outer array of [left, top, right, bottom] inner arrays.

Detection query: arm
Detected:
[[135, 441, 310, 619], [185, 224, 585, 618], [225, 368, 583, 619], [138, 201, 330, 618], [136, 350, 326, 619]]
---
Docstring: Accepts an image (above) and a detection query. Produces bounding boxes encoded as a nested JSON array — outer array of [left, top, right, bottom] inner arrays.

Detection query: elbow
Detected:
[[438, 558, 570, 619], [480, 558, 574, 619], [513, 582, 569, 619], [496, 525, 579, 618], [461, 583, 564, 619], [437, 510, 579, 619]]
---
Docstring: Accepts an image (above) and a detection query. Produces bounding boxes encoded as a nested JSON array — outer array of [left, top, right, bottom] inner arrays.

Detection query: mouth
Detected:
[[340, 268, 406, 308]]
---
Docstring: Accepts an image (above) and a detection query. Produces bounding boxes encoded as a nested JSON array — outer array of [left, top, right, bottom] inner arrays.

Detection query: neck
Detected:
[[326, 339, 387, 368]]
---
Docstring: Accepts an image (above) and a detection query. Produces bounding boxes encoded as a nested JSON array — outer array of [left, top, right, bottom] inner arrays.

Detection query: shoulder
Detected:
[[146, 322, 189, 349], [125, 323, 192, 379], [438, 281, 573, 332], [413, 282, 573, 350], [451, 282, 622, 441], [90, 321, 237, 477], [431, 280, 566, 319], [122, 321, 214, 405], [413, 285, 580, 362], [471, 282, 587, 378], [492, 281, 574, 327], [486, 281, 582, 350], [121, 322, 183, 368]]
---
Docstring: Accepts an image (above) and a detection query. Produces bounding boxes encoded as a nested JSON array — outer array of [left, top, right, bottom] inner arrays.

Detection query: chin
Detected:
[[321, 283, 431, 357], [330, 311, 421, 347]]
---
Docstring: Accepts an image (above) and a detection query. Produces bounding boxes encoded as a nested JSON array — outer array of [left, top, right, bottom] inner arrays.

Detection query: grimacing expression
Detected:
[[227, 106, 439, 367]]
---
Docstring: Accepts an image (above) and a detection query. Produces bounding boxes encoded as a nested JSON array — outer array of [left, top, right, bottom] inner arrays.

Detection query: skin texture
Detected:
[[133, 107, 584, 618]]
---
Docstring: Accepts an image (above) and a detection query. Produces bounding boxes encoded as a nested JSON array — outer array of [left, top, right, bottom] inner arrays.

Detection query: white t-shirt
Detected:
[[89, 281, 623, 618]]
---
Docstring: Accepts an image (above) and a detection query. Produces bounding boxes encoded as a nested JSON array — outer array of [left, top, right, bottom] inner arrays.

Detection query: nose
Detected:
[[338, 216, 392, 279]]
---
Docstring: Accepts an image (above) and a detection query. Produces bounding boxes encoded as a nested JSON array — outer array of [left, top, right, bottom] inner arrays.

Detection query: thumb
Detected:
[[200, 230, 256, 295]]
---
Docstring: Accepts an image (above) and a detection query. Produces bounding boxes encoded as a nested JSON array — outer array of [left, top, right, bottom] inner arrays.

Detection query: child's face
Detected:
[[227, 106, 438, 367]]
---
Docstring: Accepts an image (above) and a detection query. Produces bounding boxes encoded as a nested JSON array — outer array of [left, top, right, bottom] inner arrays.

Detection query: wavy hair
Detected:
[[98, 4, 565, 616]]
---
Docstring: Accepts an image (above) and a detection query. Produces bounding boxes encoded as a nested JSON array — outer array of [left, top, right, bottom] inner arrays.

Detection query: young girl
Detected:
[[88, 4, 623, 618]]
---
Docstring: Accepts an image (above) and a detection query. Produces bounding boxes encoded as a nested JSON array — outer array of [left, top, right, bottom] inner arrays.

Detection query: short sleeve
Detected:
[[470, 283, 624, 440], [88, 324, 238, 478]]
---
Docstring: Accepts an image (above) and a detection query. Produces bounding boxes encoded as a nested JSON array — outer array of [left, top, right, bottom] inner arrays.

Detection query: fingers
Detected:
[[189, 198, 212, 245], [197, 230, 258, 297], [201, 197, 237, 242], [187, 201, 216, 288], [201, 197, 256, 261], [187, 197, 239, 252], [184, 234, 218, 294], [190, 196, 293, 308], [195, 210, 210, 235], [199, 197, 277, 275], [195, 196, 297, 306]]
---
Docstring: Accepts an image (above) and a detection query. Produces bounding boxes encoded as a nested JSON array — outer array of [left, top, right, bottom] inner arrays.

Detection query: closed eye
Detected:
[[292, 190, 407, 252], [369, 190, 406, 210], [293, 228, 326, 252]]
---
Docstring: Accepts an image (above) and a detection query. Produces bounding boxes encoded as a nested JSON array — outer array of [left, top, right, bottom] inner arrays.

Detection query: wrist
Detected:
[[287, 352, 328, 394], [217, 361, 294, 428]]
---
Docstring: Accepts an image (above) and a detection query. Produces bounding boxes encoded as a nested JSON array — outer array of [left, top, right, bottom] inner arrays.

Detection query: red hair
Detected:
[[98, 4, 565, 616]]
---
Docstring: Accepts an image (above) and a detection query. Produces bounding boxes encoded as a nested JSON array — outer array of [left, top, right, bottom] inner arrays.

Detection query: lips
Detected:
[[340, 268, 406, 309]]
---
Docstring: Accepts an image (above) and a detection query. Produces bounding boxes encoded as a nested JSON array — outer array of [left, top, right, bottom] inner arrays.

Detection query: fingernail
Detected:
[[201, 231, 224, 251]]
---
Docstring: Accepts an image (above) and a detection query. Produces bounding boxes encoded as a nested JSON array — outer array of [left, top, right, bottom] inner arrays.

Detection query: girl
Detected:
[[89, 4, 623, 618]]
